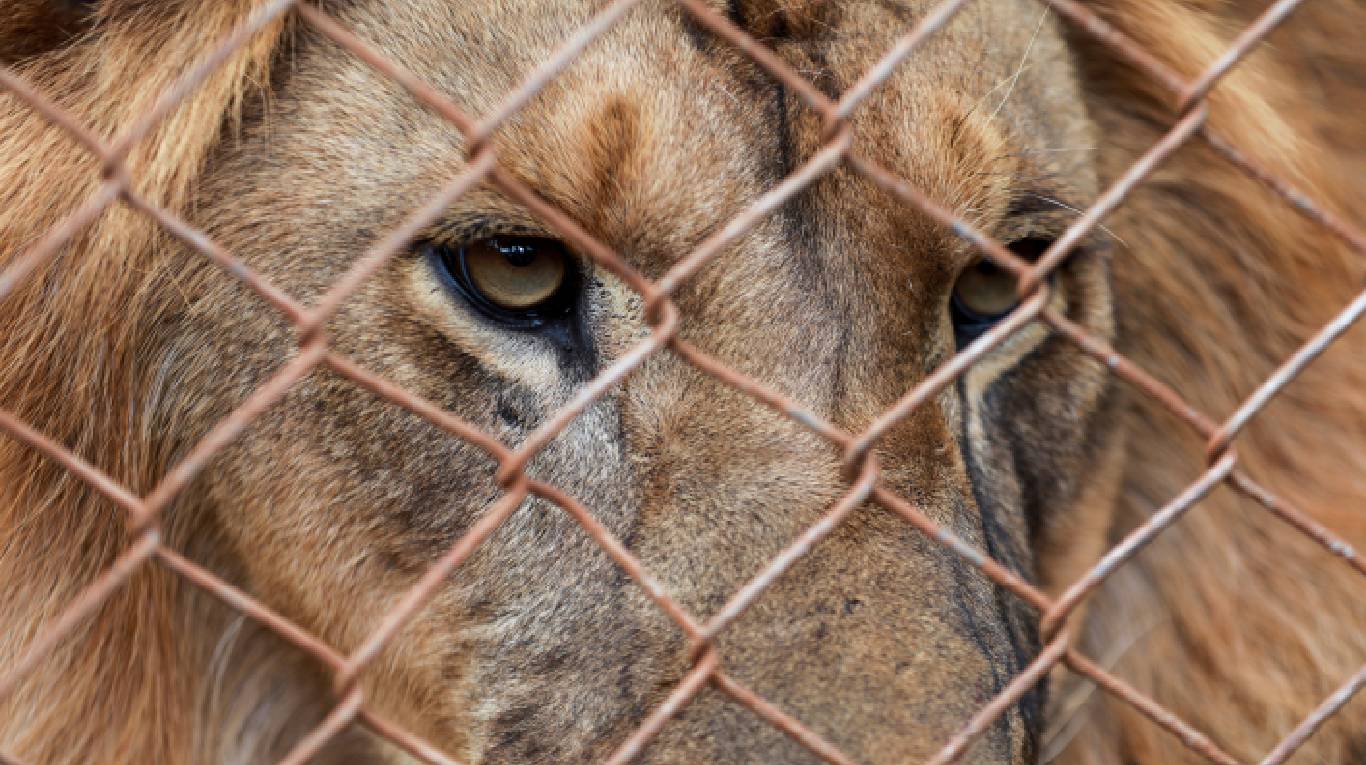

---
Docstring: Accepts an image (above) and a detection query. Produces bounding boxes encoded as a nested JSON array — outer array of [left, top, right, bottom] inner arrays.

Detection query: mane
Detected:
[[0, 1, 1361, 763], [0, 3, 287, 761], [1057, 1, 1366, 760]]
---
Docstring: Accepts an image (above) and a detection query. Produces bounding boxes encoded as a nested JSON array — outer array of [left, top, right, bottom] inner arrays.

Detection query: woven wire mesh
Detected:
[[1, 0, 1364, 763]]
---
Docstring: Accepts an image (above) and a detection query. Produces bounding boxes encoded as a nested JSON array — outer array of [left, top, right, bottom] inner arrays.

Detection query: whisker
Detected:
[[1022, 191, 1129, 247], [961, 62, 1036, 125], [988, 6, 1050, 122], [1015, 146, 1098, 155]]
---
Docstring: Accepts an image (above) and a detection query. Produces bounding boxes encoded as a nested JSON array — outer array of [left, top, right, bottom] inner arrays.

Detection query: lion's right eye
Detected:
[[433, 237, 577, 328]]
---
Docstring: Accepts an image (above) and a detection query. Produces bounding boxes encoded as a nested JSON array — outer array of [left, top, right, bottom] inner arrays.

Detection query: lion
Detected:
[[0, 0, 1362, 763]]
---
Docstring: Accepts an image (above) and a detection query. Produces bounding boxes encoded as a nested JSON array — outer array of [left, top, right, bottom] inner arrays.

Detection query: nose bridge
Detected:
[[620, 338, 847, 595], [559, 38, 1030, 750], [604, 298, 1027, 764], [616, 204, 975, 578]]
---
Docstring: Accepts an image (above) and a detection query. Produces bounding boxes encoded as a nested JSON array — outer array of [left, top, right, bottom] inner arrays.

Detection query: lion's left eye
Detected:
[[950, 238, 1052, 345], [434, 236, 577, 327], [952, 259, 1019, 323]]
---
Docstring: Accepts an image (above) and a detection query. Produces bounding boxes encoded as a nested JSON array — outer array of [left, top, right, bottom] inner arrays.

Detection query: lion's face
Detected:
[[179, 1, 1113, 761]]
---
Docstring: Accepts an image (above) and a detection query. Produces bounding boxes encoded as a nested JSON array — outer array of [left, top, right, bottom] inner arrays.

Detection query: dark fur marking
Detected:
[[775, 79, 794, 183], [495, 394, 525, 429], [727, 0, 746, 26], [986, 334, 1065, 531], [494, 704, 537, 730], [945, 550, 1014, 755], [870, 0, 917, 25], [545, 307, 599, 382], [679, 6, 714, 54], [958, 379, 1046, 760], [799, 35, 840, 101], [528, 646, 571, 675]]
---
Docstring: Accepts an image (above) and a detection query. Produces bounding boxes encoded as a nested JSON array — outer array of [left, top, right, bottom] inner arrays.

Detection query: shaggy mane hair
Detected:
[[1050, 2, 1366, 760]]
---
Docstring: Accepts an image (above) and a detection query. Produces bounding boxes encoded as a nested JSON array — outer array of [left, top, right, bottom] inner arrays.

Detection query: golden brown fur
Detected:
[[0, 1, 1362, 763]]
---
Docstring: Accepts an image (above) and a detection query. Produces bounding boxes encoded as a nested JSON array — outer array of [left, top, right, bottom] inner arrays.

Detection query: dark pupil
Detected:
[[497, 241, 537, 267]]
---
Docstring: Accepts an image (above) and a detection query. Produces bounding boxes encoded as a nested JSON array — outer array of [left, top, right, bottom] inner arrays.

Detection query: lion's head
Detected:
[[1, 1, 1363, 764]]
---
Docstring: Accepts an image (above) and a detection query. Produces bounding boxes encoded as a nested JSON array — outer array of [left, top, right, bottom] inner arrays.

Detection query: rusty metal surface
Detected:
[[0, 0, 1363, 763]]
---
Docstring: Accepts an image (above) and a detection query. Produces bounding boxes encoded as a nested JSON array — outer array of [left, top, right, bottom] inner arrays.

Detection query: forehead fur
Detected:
[[258, 0, 1094, 274]]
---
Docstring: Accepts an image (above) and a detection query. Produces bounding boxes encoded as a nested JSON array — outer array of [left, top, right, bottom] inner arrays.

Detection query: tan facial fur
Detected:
[[1, 1, 1363, 764]]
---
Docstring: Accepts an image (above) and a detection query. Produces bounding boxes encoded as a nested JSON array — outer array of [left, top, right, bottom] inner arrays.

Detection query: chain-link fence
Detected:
[[0, 0, 1363, 763]]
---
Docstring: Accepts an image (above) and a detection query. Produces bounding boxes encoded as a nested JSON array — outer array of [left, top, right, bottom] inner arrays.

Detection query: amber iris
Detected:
[[952, 259, 1020, 321], [437, 236, 576, 326], [462, 237, 567, 309]]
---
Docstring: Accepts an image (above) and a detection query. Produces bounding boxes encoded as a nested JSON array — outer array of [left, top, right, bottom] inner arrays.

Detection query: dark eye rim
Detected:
[[428, 237, 580, 330]]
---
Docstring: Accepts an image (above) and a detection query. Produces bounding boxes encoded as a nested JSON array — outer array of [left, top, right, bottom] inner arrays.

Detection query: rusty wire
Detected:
[[0, 0, 1363, 763]]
